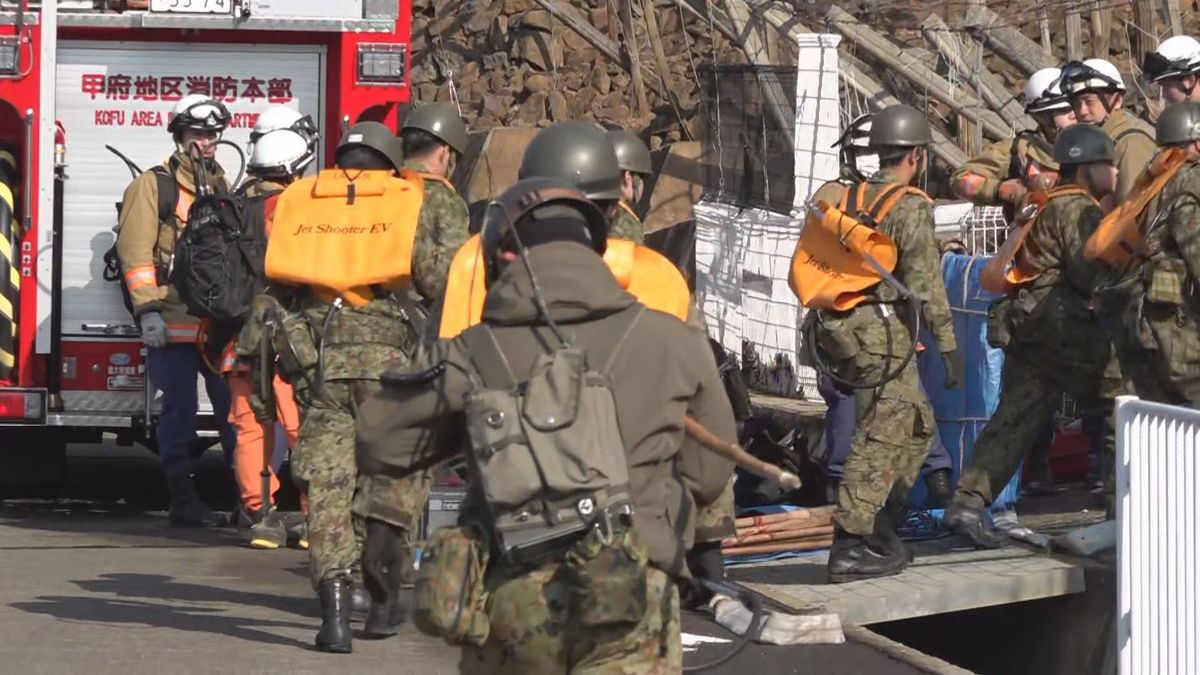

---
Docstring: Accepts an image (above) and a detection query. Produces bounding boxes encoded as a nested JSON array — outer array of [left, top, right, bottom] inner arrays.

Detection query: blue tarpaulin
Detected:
[[908, 253, 1020, 513]]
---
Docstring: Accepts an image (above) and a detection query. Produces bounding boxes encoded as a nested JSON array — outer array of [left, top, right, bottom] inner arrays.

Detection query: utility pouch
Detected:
[[562, 527, 649, 627], [413, 526, 491, 646], [814, 312, 860, 362], [274, 311, 318, 383], [986, 297, 1012, 350]]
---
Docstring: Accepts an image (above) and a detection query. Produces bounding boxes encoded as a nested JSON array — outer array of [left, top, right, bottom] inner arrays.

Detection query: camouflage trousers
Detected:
[[291, 380, 369, 587], [459, 560, 680, 674], [693, 479, 736, 544], [1114, 313, 1200, 406], [955, 355, 1114, 509], [823, 310, 935, 536]]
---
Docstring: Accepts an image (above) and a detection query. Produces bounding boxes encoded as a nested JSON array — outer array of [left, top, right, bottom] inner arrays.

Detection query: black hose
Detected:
[[682, 579, 766, 672], [804, 294, 923, 391]]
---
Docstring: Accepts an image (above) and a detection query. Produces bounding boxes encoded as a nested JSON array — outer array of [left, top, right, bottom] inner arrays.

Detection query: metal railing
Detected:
[[1115, 395, 1200, 675]]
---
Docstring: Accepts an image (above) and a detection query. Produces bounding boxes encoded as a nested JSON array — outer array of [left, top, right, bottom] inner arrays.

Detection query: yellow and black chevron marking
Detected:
[[0, 149, 19, 380]]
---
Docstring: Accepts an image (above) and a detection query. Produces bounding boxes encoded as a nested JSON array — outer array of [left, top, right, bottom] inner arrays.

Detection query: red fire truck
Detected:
[[0, 0, 411, 486]]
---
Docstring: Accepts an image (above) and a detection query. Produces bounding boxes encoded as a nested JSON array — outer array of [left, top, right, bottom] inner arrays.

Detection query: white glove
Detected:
[[711, 594, 845, 645], [139, 311, 168, 349]]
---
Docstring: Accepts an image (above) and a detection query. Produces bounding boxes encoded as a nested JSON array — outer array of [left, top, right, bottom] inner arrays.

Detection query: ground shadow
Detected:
[[67, 572, 316, 620]]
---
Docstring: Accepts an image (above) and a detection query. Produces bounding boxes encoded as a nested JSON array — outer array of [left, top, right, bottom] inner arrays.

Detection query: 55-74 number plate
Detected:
[[150, 0, 233, 14]]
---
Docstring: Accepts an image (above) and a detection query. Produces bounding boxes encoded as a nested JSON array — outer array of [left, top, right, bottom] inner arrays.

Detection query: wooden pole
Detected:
[[723, 537, 834, 556], [684, 417, 803, 490], [827, 6, 1012, 141], [605, 0, 621, 45], [921, 14, 1034, 131], [1164, 0, 1184, 36], [640, 0, 692, 140], [723, 525, 835, 547], [1134, 0, 1160, 61], [620, 0, 651, 117], [670, 0, 739, 44], [1039, 8, 1052, 55], [961, 2, 1057, 77], [1091, 0, 1112, 58], [1066, 9, 1084, 61], [754, 7, 968, 166]]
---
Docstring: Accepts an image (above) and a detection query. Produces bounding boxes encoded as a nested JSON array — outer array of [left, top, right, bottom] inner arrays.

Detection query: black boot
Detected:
[[315, 578, 353, 654], [943, 502, 1007, 549], [827, 527, 910, 583], [349, 583, 371, 615], [924, 469, 954, 508], [164, 471, 226, 528], [363, 592, 406, 639], [873, 510, 913, 564]]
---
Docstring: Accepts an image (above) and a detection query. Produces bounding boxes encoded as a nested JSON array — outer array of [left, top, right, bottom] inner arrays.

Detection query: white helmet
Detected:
[[1024, 67, 1071, 113], [168, 94, 230, 136], [252, 105, 317, 144], [1144, 35, 1200, 82], [1061, 58, 1126, 95], [248, 128, 316, 178]]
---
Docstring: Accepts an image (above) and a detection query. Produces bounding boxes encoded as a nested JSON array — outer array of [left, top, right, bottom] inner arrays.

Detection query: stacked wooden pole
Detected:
[[722, 506, 835, 556]]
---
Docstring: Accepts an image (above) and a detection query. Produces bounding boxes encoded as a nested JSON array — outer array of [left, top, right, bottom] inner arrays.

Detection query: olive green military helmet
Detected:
[[868, 104, 933, 149], [336, 121, 405, 172], [1155, 100, 1200, 146], [402, 103, 469, 155], [607, 129, 653, 175], [519, 121, 623, 201], [1053, 123, 1115, 165]]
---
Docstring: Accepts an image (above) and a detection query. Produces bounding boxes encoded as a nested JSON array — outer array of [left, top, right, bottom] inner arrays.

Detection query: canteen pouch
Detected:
[[413, 526, 491, 646], [562, 527, 649, 627], [273, 311, 319, 384]]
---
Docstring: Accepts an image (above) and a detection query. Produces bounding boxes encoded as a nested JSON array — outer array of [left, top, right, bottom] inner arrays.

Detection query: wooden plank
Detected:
[[921, 14, 1034, 132], [828, 5, 1012, 141], [1164, 0, 1183, 36], [605, 0, 620, 45], [1091, 0, 1112, 59], [1066, 9, 1083, 61], [1134, 0, 1160, 62], [754, 7, 967, 166], [641, 0, 692, 139], [620, 0, 650, 116], [961, 2, 1056, 77], [671, 0, 739, 44]]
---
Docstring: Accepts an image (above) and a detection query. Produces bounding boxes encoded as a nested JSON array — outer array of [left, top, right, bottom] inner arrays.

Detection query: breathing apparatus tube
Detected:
[[681, 579, 766, 672]]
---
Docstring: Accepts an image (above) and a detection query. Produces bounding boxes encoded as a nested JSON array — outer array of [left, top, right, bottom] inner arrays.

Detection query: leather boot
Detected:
[[164, 471, 226, 528], [827, 527, 910, 584], [315, 577, 353, 653], [873, 510, 913, 564], [363, 591, 406, 639], [924, 469, 954, 508], [943, 502, 1007, 549], [349, 583, 371, 615]]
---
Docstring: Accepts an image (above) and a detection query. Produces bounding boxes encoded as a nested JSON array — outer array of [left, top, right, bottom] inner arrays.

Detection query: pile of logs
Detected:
[[723, 505, 834, 556]]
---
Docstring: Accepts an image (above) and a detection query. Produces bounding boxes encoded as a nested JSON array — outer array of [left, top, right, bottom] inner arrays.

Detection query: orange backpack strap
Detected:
[[415, 170, 457, 193], [1085, 149, 1191, 265], [981, 185, 1094, 294]]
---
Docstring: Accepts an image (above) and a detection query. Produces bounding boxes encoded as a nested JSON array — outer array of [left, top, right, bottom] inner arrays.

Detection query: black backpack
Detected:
[[103, 165, 179, 318], [170, 181, 274, 327]]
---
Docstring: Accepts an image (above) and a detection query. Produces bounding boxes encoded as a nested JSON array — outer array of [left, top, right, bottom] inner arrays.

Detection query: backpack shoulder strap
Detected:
[[864, 184, 929, 225], [1114, 127, 1153, 146], [588, 305, 646, 375], [461, 325, 518, 389], [149, 159, 180, 224]]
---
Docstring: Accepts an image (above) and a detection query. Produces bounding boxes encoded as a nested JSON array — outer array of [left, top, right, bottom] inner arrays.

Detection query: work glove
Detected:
[[997, 179, 1028, 206], [362, 518, 406, 605], [942, 349, 964, 390], [139, 311, 168, 349]]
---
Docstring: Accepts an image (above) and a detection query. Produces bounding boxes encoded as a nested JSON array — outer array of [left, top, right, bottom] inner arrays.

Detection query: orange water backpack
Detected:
[[980, 185, 1095, 295], [1084, 148, 1192, 266], [788, 182, 927, 311], [264, 168, 425, 307], [437, 236, 691, 338]]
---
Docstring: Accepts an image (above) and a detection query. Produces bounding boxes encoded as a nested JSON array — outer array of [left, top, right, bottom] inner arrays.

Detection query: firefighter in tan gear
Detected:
[[607, 128, 650, 243], [1143, 36, 1200, 105], [951, 67, 1076, 214], [116, 94, 236, 528], [1060, 58, 1157, 202]]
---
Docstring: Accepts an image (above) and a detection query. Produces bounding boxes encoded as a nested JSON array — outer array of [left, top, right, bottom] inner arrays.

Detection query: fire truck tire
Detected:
[[0, 430, 67, 499]]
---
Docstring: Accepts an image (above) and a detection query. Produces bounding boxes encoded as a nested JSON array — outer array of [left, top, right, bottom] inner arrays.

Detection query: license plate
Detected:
[[150, 0, 232, 14], [107, 375, 145, 391]]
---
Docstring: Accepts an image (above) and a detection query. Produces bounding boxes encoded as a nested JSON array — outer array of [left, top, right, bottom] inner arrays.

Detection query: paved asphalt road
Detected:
[[0, 444, 931, 674]]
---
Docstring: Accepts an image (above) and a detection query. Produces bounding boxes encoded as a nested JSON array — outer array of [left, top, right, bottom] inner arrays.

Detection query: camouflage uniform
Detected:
[[1099, 160, 1200, 405], [812, 171, 956, 535], [408, 159, 472, 303], [612, 201, 646, 243], [955, 189, 1110, 508]]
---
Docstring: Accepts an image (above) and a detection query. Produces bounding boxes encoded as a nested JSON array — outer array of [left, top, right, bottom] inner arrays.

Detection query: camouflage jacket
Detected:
[[355, 241, 735, 579], [612, 201, 645, 243], [1102, 108, 1157, 202], [854, 171, 957, 354], [950, 132, 1058, 206], [406, 159, 470, 305]]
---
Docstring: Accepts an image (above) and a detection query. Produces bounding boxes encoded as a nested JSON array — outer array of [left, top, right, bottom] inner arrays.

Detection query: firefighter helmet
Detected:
[[1024, 67, 1071, 113], [1143, 35, 1200, 83], [248, 129, 316, 178], [168, 94, 231, 136], [1061, 58, 1126, 95]]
